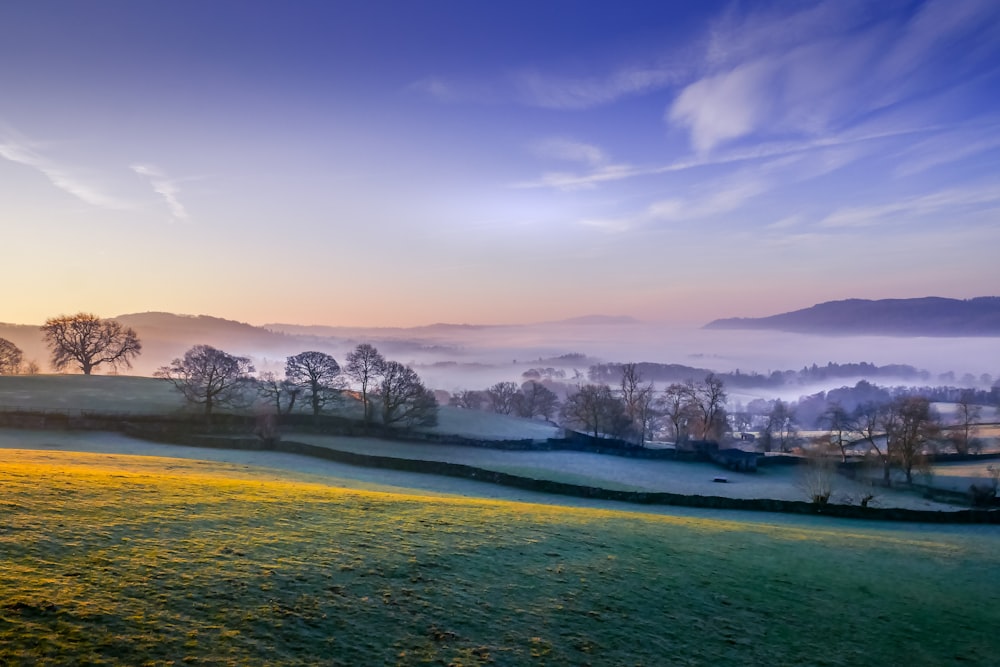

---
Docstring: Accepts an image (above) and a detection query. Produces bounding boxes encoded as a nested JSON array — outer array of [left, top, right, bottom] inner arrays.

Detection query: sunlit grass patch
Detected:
[[2, 449, 999, 666]]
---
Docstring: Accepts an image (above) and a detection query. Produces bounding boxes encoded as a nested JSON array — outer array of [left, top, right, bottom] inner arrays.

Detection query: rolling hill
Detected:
[[704, 297, 1000, 336]]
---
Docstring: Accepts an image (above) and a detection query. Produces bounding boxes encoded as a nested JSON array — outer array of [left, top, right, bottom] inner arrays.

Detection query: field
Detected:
[[292, 434, 960, 511], [0, 375, 184, 414], [2, 449, 999, 666]]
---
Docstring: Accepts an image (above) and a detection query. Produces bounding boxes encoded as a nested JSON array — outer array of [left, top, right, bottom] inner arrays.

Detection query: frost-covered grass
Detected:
[[292, 435, 959, 510], [2, 449, 999, 666]]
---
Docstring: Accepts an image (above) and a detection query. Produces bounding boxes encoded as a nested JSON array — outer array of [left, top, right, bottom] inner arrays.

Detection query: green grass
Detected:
[[0, 375, 184, 414], [2, 450, 999, 666]]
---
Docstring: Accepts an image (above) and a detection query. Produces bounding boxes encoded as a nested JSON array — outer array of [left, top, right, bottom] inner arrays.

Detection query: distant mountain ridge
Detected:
[[704, 297, 1000, 336]]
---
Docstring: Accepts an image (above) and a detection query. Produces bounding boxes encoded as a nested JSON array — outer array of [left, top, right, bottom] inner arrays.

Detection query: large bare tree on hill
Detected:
[[156, 345, 255, 417], [41, 313, 141, 375], [285, 351, 343, 416], [374, 360, 438, 427]]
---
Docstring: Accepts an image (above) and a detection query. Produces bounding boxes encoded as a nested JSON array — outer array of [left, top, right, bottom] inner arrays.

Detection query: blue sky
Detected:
[[1, 0, 998, 326]]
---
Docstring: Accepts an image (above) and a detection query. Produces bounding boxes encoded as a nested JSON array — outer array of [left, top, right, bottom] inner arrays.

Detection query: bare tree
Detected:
[[952, 389, 982, 454], [449, 389, 486, 410], [285, 351, 343, 416], [560, 384, 628, 439], [156, 345, 255, 417], [374, 360, 438, 427], [887, 396, 940, 484], [661, 383, 694, 445], [765, 399, 797, 453], [41, 313, 141, 375], [818, 402, 852, 462], [798, 446, 838, 505], [853, 401, 892, 485], [688, 374, 728, 441], [486, 381, 521, 415], [0, 338, 23, 375], [619, 363, 657, 446], [256, 371, 301, 415], [517, 381, 560, 420], [345, 344, 384, 425]]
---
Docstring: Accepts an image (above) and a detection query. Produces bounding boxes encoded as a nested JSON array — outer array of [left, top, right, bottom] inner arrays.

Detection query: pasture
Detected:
[[0, 375, 184, 414], [2, 449, 999, 666]]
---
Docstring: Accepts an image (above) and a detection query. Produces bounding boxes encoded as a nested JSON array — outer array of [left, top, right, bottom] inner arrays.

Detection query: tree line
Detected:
[[451, 365, 730, 447], [0, 313, 436, 427]]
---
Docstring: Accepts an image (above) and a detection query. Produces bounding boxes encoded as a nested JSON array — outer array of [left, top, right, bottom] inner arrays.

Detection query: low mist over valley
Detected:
[[3, 298, 999, 402]]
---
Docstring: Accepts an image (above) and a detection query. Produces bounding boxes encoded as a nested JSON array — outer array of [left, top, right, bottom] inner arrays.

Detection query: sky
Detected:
[[1, 0, 999, 327]]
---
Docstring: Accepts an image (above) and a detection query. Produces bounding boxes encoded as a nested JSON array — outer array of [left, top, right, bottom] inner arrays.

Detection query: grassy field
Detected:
[[0, 375, 184, 414], [2, 449, 999, 666]]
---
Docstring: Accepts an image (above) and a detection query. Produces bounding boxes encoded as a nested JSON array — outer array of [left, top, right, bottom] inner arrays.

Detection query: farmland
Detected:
[[2, 449, 999, 666]]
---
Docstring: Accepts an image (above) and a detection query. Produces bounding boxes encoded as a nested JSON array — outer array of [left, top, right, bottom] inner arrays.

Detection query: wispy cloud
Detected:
[[668, 0, 1000, 153], [511, 63, 684, 110], [131, 164, 189, 221], [820, 184, 1000, 228], [0, 131, 130, 210], [407, 76, 496, 104], [515, 124, 893, 191], [892, 124, 1000, 177], [530, 138, 608, 166], [411, 54, 688, 110]]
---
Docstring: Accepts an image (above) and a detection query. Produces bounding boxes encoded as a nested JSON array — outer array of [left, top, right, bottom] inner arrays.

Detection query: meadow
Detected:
[[2, 449, 999, 666]]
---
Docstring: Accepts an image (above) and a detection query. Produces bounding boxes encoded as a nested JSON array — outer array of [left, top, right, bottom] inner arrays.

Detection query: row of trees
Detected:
[[453, 365, 730, 447], [0, 313, 436, 428], [155, 343, 438, 427], [451, 381, 561, 420]]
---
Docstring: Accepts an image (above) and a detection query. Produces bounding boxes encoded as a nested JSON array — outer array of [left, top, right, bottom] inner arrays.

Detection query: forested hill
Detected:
[[704, 297, 1000, 336]]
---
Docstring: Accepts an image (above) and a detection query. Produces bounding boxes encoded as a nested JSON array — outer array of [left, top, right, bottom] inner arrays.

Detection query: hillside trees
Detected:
[[0, 338, 23, 375], [41, 313, 141, 375], [156, 345, 255, 417], [285, 351, 343, 416]]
